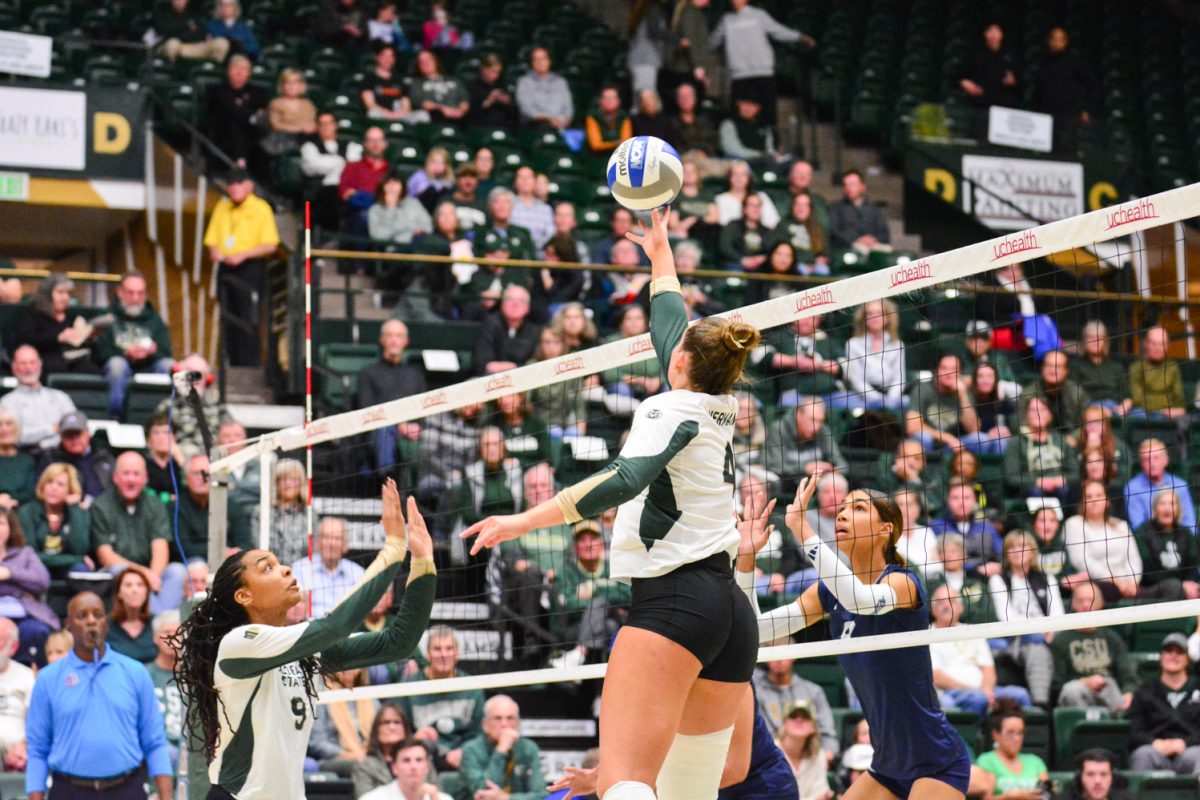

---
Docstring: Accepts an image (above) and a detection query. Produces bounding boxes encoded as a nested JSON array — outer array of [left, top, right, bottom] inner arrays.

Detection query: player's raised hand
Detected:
[[736, 493, 776, 558], [379, 478, 409, 562], [785, 469, 822, 535], [624, 206, 672, 263], [403, 495, 433, 560], [546, 766, 598, 799], [460, 513, 530, 555]]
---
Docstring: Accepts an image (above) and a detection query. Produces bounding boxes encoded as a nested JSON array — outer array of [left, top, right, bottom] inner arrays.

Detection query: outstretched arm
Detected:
[[628, 207, 689, 383]]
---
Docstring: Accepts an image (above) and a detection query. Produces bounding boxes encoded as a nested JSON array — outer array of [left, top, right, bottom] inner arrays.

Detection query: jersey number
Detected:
[[841, 621, 857, 640], [290, 697, 307, 730], [722, 444, 735, 485]]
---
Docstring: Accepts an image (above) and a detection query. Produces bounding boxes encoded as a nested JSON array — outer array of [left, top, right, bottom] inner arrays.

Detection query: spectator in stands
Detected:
[[986, 528, 1062, 691], [173, 453, 249, 559], [516, 47, 573, 131], [338, 128, 392, 257], [777, 700, 835, 799], [929, 480, 1002, 572], [145, 611, 182, 776], [549, 202, 590, 264], [669, 83, 719, 157], [764, 396, 846, 492], [369, 174, 433, 249], [631, 88, 672, 141], [475, 188, 537, 286], [549, 519, 629, 657], [585, 86, 632, 156], [1052, 580, 1136, 711], [400, 626, 485, 771], [828, 169, 890, 252], [107, 567, 155, 664], [92, 453, 186, 615], [262, 69, 317, 156], [13, 275, 97, 377], [731, 392, 767, 474], [510, 167, 555, 250], [0, 411, 34, 511], [366, 2, 413, 50], [19, 464, 90, 579], [357, 320, 427, 470], [592, 207, 647, 268], [474, 286, 541, 376], [205, 171, 280, 365], [249, 458, 307, 565], [290, 516, 364, 618], [714, 161, 781, 227], [709, 0, 810, 126], [361, 44, 416, 122], [1003, 395, 1077, 501], [976, 703, 1049, 796], [532, 236, 586, 322], [460, 695, 545, 800], [1032, 26, 1096, 155], [418, 402, 486, 534], [742, 241, 798, 305], [786, 161, 829, 223], [0, 510, 55, 667], [407, 147, 454, 213], [423, 1, 468, 50], [98, 271, 174, 418], [450, 165, 487, 228], [720, 97, 787, 164], [1125, 437, 1194, 532], [1064, 480, 1141, 601], [153, 0, 229, 64], [0, 346, 76, 450], [775, 194, 829, 274], [493, 393, 552, 470], [663, 2, 713, 101], [965, 362, 1014, 456], [805, 471, 849, 545], [361, 738, 450, 800], [719, 194, 773, 272], [930, 585, 1030, 717], [667, 170, 717, 256], [598, 303, 659, 412], [1019, 350, 1090, 437], [467, 53, 518, 129], [752, 649, 838, 760], [410, 50, 469, 125], [451, 428, 523, 573], [205, 0, 258, 57], [1128, 633, 1200, 774], [308, 668, 373, 776], [960, 320, 1018, 387], [950, 449, 995, 517], [38, 412, 113, 506], [1129, 325, 1186, 417], [1070, 321, 1129, 414], [473, 147, 498, 195], [878, 438, 945, 519], [906, 353, 980, 453], [549, 303, 598, 353], [929, 533, 995, 626], [1029, 505, 1067, 579], [404, 200, 470, 321], [1056, 749, 1131, 800], [300, 112, 350, 234], [0, 617, 32, 771], [26, 591, 171, 800], [1135, 489, 1200, 600], [755, 315, 841, 409], [842, 298, 906, 411], [958, 23, 1021, 115], [216, 419, 257, 516], [1067, 444, 1123, 520], [152, 354, 228, 463], [893, 489, 939, 577], [627, 0, 669, 95], [352, 705, 414, 798], [205, 54, 266, 169], [314, 0, 365, 50]]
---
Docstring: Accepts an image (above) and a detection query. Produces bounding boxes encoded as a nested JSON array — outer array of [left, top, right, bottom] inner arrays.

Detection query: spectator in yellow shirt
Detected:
[[1128, 326, 1186, 418], [203, 171, 279, 366]]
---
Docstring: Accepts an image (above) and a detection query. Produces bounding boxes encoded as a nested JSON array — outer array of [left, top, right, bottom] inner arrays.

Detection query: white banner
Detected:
[[0, 87, 87, 170], [961, 154, 1084, 230], [987, 105, 1054, 152], [0, 31, 52, 78]]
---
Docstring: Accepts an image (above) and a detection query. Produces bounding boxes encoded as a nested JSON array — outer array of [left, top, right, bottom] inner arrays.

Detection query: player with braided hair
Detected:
[[171, 479, 436, 800]]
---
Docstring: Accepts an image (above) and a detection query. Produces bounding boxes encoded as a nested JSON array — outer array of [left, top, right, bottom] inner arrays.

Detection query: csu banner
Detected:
[[0, 84, 146, 180], [961, 154, 1084, 230]]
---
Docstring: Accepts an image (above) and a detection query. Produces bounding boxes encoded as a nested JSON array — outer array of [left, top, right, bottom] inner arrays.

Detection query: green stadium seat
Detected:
[[1138, 775, 1200, 800], [1131, 616, 1195, 654], [124, 374, 173, 427], [47, 374, 111, 421], [795, 658, 845, 708], [833, 708, 864, 752], [317, 343, 378, 412], [1059, 719, 1131, 769], [1022, 706, 1051, 764], [1053, 707, 1109, 768]]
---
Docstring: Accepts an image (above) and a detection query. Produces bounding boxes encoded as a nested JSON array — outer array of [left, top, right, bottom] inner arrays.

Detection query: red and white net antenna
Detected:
[[304, 201, 315, 618]]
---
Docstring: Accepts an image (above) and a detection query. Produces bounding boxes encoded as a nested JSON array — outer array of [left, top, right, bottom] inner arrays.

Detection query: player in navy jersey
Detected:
[[737, 474, 971, 800]]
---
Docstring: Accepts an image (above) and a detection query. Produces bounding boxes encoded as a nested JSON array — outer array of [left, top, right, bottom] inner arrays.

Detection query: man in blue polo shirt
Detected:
[[26, 592, 172, 800]]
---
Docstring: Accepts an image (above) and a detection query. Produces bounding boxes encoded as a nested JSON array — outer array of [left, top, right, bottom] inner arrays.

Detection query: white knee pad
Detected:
[[656, 726, 735, 800], [602, 781, 657, 800]]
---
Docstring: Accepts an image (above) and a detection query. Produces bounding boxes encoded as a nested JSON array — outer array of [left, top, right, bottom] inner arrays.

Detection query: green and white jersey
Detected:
[[207, 561, 436, 800], [554, 280, 741, 580]]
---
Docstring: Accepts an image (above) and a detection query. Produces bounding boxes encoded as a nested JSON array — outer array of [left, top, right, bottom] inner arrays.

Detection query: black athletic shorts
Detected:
[[626, 551, 758, 683]]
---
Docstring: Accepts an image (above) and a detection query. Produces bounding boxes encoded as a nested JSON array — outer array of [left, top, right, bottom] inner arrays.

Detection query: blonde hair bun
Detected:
[[721, 321, 761, 354]]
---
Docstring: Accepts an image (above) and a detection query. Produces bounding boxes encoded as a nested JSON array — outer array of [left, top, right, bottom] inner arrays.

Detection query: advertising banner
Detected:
[[961, 154, 1084, 230], [987, 106, 1054, 152]]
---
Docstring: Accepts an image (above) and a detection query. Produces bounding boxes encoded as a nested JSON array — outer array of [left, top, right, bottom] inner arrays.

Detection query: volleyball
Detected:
[[605, 136, 684, 212]]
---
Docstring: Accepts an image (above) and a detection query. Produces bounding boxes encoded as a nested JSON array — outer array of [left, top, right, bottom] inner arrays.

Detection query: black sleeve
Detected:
[[473, 318, 502, 376]]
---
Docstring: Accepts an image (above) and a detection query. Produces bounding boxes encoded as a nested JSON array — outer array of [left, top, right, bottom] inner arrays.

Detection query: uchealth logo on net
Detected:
[[305, 420, 330, 440], [555, 355, 586, 375], [421, 391, 448, 409], [888, 259, 934, 288], [486, 375, 514, 394], [991, 230, 1040, 261], [628, 338, 654, 356], [1104, 198, 1158, 231], [360, 408, 388, 426], [794, 285, 835, 315]]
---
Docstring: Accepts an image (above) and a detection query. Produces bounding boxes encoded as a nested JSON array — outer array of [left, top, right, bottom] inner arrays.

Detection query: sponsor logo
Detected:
[[244, 628, 260, 640], [486, 375, 514, 393], [991, 230, 1040, 261], [305, 421, 330, 439], [889, 260, 934, 288], [64, 673, 78, 687], [421, 391, 448, 409], [646, 409, 661, 419], [726, 310, 744, 324], [794, 286, 835, 314], [554, 355, 586, 375], [628, 338, 654, 356], [617, 141, 629, 178], [1104, 198, 1158, 230], [629, 137, 646, 171], [360, 408, 387, 426]]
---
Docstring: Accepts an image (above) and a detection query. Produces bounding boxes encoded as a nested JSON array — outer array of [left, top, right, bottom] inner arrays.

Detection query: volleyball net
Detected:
[[209, 182, 1200, 703]]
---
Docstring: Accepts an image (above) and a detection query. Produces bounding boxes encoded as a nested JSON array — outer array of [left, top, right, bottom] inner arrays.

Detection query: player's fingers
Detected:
[[460, 520, 484, 539]]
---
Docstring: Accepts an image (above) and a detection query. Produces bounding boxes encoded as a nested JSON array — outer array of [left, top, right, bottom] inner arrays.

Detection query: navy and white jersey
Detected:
[[818, 565, 967, 781]]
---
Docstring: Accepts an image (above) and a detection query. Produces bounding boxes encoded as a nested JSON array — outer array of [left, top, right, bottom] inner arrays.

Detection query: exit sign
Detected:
[[0, 172, 29, 202]]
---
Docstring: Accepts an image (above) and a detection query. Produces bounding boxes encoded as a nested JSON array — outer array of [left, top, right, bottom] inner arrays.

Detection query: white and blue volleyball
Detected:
[[606, 136, 684, 211]]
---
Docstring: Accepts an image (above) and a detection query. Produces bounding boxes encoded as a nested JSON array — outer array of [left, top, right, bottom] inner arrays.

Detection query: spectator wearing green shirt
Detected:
[[170, 454, 252, 562], [460, 695, 545, 800], [975, 702, 1049, 797], [1017, 350, 1090, 437], [1003, 396, 1078, 501], [0, 410, 35, 512], [1050, 582, 1137, 712], [959, 320, 1018, 387], [753, 314, 843, 408], [551, 519, 630, 653], [399, 626, 484, 771], [91, 452, 186, 613], [145, 610, 183, 772], [19, 463, 91, 578], [1128, 326, 1187, 418], [1069, 321, 1130, 415]]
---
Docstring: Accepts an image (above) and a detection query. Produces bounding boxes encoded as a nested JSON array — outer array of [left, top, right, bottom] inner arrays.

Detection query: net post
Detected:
[[258, 449, 272, 550], [304, 201, 314, 616]]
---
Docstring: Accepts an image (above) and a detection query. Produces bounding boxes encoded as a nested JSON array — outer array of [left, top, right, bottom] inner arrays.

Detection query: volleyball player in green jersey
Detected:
[[465, 207, 763, 800], [172, 480, 437, 800]]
